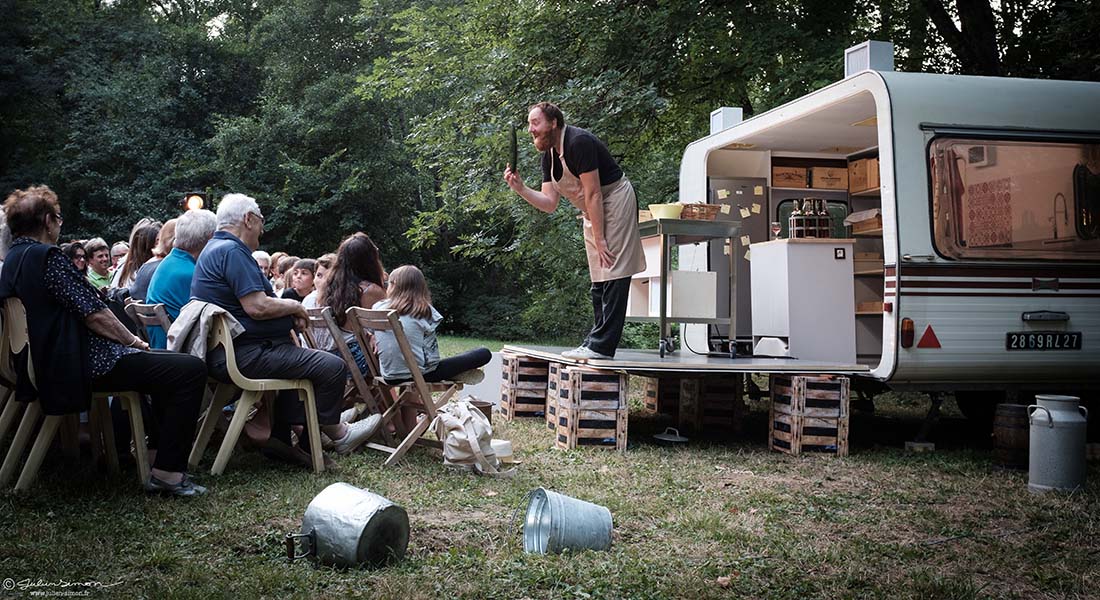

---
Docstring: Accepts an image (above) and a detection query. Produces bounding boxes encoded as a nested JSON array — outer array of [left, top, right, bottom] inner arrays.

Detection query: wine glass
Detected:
[[770, 221, 782, 240]]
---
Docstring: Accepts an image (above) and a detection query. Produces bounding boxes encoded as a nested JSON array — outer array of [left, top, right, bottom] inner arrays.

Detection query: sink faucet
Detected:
[[1052, 192, 1068, 239]]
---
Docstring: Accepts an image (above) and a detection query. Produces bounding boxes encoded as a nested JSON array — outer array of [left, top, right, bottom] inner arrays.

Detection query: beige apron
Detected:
[[551, 139, 646, 282]]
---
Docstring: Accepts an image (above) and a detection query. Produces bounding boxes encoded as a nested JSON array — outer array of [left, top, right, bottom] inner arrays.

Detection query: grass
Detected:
[[2, 341, 1098, 599]]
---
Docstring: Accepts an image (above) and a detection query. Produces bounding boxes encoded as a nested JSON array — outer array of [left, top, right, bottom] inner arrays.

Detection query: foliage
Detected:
[[2, 0, 1097, 338]]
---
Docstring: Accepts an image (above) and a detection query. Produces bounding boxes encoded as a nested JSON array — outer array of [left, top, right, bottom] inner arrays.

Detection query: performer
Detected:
[[504, 102, 645, 359]]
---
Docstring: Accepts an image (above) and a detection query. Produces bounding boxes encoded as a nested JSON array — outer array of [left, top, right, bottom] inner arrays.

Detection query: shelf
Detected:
[[850, 187, 880, 197], [626, 316, 731, 325], [854, 269, 883, 276], [855, 311, 884, 317], [771, 187, 850, 193], [853, 228, 883, 237]]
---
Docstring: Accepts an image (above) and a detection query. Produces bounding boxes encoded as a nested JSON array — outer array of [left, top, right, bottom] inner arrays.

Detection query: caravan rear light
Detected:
[[900, 318, 915, 348]]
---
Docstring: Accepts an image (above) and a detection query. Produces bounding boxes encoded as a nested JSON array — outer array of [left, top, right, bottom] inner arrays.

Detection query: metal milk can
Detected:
[[285, 483, 410, 568], [1027, 395, 1089, 493]]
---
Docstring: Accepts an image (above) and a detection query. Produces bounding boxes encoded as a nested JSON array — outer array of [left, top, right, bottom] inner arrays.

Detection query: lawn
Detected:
[[1, 338, 1097, 599]]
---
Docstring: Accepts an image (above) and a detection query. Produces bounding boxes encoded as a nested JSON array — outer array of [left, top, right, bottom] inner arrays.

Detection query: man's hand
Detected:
[[595, 238, 616, 268], [503, 166, 525, 194], [291, 303, 309, 333]]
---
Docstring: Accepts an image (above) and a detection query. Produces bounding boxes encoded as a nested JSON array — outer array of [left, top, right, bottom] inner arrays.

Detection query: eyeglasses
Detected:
[[249, 211, 265, 225], [53, 212, 63, 223], [74, 255, 87, 261]]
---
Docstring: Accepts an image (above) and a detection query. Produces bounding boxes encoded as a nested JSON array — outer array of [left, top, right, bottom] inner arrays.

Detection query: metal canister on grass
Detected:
[[1028, 395, 1089, 493], [523, 487, 613, 554]]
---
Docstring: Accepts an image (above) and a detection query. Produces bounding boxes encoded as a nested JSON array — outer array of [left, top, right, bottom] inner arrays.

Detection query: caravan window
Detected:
[[930, 138, 1100, 261]]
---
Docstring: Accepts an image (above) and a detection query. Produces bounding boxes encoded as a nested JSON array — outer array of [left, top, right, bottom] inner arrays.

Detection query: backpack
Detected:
[[431, 397, 514, 477]]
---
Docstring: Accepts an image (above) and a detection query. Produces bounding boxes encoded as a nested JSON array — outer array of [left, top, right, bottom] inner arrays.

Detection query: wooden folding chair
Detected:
[[188, 313, 326, 474], [125, 302, 173, 345], [345, 308, 461, 467], [0, 298, 149, 491], [302, 307, 397, 447]]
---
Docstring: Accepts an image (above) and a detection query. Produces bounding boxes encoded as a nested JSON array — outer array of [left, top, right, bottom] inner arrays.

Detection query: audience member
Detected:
[[0, 186, 208, 496], [110, 241, 129, 270], [280, 258, 316, 302], [144, 210, 217, 348], [191, 193, 379, 468], [84, 237, 112, 290], [273, 255, 298, 294], [252, 250, 272, 280], [267, 251, 287, 287], [318, 233, 387, 371], [111, 218, 161, 291], [130, 218, 177, 302], [0, 208, 9, 273], [62, 241, 88, 275]]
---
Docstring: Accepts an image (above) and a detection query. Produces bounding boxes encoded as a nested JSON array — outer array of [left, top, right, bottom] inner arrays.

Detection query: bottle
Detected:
[[789, 199, 803, 239], [817, 199, 831, 238]]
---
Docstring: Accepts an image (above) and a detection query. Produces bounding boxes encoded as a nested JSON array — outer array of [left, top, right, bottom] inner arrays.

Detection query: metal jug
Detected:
[[1027, 395, 1089, 493], [286, 483, 410, 568]]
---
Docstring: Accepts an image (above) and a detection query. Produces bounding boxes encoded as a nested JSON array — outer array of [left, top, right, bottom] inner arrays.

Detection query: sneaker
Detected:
[[451, 369, 485, 385], [340, 405, 361, 423], [331, 414, 382, 455], [261, 437, 336, 470], [560, 346, 613, 360], [145, 473, 208, 497]]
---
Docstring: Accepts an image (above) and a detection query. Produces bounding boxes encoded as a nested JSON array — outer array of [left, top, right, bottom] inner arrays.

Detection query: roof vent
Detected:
[[710, 107, 743, 135], [844, 41, 894, 78]]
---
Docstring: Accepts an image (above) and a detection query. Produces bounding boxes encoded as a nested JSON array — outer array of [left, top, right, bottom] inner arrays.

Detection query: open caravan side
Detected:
[[677, 70, 1100, 398]]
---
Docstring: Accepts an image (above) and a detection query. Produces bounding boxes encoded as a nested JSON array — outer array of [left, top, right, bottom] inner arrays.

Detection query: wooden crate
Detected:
[[546, 362, 569, 431], [769, 374, 850, 456], [554, 365, 628, 452], [642, 376, 680, 416], [500, 352, 549, 420], [678, 376, 745, 433]]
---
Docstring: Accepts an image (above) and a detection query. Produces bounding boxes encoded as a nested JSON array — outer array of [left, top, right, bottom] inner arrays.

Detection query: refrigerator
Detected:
[[707, 177, 768, 344]]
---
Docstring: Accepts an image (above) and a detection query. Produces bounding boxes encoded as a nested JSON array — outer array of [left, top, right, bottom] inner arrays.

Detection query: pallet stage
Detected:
[[503, 345, 869, 377]]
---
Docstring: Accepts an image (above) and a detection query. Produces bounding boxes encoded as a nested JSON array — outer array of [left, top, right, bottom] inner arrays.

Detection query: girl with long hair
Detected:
[[112, 218, 161, 291], [317, 232, 387, 373], [373, 265, 490, 385]]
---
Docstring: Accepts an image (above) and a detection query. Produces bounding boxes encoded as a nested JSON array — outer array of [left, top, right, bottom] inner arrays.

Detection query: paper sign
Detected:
[[754, 186, 764, 196], [739, 207, 751, 219], [744, 249, 752, 261], [740, 235, 750, 246], [720, 204, 731, 214], [717, 189, 730, 199], [723, 245, 730, 255], [751, 203, 761, 214]]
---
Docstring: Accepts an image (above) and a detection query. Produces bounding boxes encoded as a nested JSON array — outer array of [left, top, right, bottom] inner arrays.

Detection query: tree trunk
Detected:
[[921, 0, 1002, 75]]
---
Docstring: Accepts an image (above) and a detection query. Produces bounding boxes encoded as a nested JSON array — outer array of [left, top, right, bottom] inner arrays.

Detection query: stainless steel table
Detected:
[[630, 218, 741, 357]]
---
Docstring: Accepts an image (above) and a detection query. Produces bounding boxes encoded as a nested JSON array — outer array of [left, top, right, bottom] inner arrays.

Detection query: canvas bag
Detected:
[[431, 397, 514, 477]]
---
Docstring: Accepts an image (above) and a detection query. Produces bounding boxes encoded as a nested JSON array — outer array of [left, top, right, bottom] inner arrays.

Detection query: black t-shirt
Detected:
[[541, 125, 623, 187], [280, 288, 304, 302]]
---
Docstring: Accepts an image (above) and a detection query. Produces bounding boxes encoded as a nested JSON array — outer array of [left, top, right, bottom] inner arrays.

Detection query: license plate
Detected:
[[1005, 331, 1082, 350]]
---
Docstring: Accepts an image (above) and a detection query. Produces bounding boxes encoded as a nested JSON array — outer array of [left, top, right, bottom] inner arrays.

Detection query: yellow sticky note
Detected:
[[739, 207, 751, 219], [751, 203, 761, 214], [720, 204, 731, 214], [744, 249, 752, 261], [717, 189, 730, 199], [740, 235, 750, 246], [754, 185, 764, 196]]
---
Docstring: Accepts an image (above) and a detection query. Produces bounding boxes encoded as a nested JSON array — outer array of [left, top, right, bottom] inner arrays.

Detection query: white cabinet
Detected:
[[627, 271, 717, 319], [749, 238, 856, 362]]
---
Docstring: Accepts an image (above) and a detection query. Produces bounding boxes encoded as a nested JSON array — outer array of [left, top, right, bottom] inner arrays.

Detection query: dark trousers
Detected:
[[92, 350, 207, 473], [584, 276, 631, 357], [385, 348, 492, 385], [206, 338, 347, 437]]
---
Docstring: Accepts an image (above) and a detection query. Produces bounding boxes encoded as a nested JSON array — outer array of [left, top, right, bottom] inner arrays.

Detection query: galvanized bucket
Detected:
[[286, 483, 410, 568], [1027, 395, 1089, 493], [523, 487, 612, 554]]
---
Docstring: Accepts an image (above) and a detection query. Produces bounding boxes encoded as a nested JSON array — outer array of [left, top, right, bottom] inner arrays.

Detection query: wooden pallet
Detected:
[[554, 365, 628, 452], [546, 362, 569, 431], [642, 376, 680, 416], [678, 375, 744, 433], [769, 374, 849, 456], [500, 351, 549, 420]]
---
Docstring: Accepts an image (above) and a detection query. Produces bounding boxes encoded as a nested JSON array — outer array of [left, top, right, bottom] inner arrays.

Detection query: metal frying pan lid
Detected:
[[653, 427, 689, 443]]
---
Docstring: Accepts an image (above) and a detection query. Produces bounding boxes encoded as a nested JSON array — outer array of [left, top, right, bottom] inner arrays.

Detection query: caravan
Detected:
[[677, 66, 1100, 410]]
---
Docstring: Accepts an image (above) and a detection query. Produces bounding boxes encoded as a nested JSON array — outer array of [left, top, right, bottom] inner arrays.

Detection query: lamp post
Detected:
[[182, 191, 207, 211]]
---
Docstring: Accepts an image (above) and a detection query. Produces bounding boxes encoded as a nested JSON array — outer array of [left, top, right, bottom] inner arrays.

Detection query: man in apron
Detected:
[[504, 102, 645, 359]]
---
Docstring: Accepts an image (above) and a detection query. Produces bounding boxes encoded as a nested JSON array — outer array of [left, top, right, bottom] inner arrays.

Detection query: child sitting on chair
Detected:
[[373, 265, 490, 387]]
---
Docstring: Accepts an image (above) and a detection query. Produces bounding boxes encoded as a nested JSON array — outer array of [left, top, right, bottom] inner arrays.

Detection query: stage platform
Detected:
[[503, 345, 870, 377]]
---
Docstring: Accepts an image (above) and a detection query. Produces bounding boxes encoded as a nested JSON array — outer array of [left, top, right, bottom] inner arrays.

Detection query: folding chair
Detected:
[[345, 308, 461, 467], [0, 298, 149, 491], [125, 302, 173, 345], [188, 313, 326, 474]]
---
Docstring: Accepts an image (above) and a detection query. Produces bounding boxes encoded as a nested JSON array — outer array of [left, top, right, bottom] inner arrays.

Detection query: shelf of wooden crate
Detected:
[[849, 187, 881, 197], [852, 228, 883, 237], [855, 311, 884, 317], [853, 269, 883, 276]]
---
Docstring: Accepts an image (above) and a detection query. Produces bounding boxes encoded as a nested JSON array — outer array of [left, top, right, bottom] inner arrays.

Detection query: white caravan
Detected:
[[677, 69, 1100, 406]]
